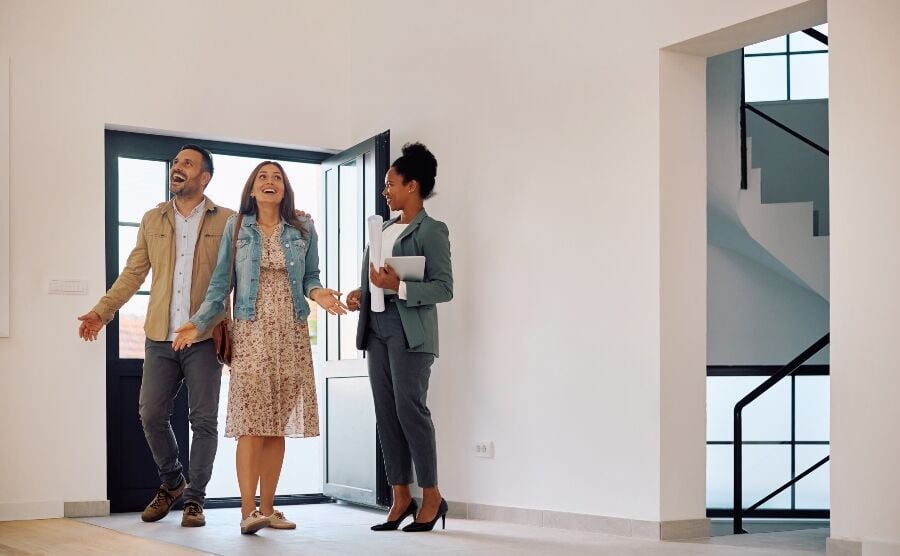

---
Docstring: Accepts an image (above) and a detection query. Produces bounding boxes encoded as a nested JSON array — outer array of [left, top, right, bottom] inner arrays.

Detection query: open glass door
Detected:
[[321, 131, 390, 506]]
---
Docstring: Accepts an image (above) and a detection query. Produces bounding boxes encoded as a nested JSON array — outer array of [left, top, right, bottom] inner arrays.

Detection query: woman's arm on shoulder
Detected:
[[191, 214, 238, 333]]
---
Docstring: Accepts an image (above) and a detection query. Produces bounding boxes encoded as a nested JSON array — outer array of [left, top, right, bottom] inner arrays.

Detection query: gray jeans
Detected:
[[366, 301, 438, 488], [140, 338, 222, 505]]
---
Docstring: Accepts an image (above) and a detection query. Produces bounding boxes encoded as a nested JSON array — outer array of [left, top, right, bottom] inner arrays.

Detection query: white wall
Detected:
[[706, 49, 829, 366], [0, 0, 351, 519], [708, 245, 829, 365], [344, 0, 822, 522], [0, 52, 9, 338], [829, 0, 900, 550], [0, 0, 851, 528]]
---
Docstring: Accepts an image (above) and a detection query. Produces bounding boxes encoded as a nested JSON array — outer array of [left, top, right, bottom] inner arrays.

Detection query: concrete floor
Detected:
[[77, 503, 829, 555]]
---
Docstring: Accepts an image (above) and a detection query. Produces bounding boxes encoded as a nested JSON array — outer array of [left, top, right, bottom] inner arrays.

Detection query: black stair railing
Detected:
[[740, 27, 829, 190], [733, 333, 830, 534]]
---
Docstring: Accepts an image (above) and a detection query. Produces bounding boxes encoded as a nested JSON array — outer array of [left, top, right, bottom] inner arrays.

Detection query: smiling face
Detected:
[[252, 163, 286, 206], [169, 149, 211, 198], [383, 167, 418, 212]]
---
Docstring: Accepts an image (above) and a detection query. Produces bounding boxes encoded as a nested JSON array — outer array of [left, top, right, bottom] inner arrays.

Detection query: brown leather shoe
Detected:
[[141, 479, 186, 522], [181, 500, 206, 527]]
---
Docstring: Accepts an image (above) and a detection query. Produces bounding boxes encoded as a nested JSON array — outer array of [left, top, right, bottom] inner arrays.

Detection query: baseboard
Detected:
[[449, 501, 710, 540], [64, 500, 110, 518], [826, 538, 862, 556], [0, 501, 64, 521]]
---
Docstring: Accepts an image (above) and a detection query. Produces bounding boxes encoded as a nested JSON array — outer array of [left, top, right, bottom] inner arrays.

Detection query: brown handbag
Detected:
[[212, 215, 243, 366]]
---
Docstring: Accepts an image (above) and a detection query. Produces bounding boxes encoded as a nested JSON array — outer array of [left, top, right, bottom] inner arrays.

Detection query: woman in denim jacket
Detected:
[[173, 161, 346, 534]]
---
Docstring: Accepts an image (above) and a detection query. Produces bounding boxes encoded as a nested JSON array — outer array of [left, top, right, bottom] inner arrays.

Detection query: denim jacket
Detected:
[[190, 212, 323, 334]]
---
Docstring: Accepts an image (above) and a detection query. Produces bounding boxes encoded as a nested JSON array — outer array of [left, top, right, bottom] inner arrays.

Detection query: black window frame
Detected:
[[706, 365, 830, 519]]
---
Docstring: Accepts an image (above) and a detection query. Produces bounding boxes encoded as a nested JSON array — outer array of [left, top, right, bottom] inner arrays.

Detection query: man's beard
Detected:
[[170, 181, 198, 197]]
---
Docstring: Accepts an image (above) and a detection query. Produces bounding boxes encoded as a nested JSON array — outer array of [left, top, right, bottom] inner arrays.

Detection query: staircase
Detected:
[[737, 137, 829, 301]]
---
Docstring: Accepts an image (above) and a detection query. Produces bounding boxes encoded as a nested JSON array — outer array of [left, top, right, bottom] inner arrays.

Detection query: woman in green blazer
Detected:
[[347, 143, 453, 533]]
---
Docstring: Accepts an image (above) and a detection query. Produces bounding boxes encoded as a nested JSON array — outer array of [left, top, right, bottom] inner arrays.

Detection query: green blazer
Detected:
[[356, 210, 453, 356]]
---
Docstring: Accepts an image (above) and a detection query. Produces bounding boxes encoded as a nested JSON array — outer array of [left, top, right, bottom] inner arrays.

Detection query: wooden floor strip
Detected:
[[0, 518, 210, 555]]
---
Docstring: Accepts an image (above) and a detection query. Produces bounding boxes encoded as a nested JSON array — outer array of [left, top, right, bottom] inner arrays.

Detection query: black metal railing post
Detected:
[[740, 49, 748, 190], [732, 333, 830, 534], [738, 28, 828, 192], [733, 407, 745, 533]]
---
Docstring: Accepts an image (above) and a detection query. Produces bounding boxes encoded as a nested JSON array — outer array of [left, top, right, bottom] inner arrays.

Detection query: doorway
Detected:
[[104, 129, 389, 511]]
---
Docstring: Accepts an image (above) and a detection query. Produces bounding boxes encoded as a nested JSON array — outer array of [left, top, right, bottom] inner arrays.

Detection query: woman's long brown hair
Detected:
[[238, 161, 309, 238]]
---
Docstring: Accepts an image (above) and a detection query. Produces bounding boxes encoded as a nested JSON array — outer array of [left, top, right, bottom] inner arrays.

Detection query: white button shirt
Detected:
[[167, 201, 205, 340]]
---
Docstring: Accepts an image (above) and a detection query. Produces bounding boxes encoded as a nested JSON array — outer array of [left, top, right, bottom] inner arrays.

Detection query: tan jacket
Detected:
[[92, 197, 236, 342]]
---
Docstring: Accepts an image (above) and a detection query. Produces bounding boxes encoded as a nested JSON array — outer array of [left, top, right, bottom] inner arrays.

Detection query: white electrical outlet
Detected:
[[474, 441, 494, 458]]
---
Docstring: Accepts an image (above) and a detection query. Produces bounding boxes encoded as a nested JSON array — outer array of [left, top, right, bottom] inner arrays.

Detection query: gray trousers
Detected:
[[140, 338, 222, 505], [366, 301, 438, 488]]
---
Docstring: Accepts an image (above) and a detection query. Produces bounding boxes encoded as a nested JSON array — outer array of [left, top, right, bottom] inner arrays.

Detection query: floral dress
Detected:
[[225, 225, 320, 438]]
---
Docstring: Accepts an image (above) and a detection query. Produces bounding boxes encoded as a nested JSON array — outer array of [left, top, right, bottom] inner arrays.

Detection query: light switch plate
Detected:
[[48, 279, 88, 295]]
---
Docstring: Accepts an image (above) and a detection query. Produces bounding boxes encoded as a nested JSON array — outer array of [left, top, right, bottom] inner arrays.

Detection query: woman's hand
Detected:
[[346, 288, 362, 312], [172, 322, 199, 351], [310, 288, 349, 316], [369, 263, 401, 291]]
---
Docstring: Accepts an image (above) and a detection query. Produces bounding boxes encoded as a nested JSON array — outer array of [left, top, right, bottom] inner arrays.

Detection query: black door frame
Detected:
[[104, 130, 331, 511]]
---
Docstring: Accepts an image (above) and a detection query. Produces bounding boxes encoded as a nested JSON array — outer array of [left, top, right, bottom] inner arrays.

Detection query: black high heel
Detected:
[[370, 498, 418, 531], [402, 498, 448, 532]]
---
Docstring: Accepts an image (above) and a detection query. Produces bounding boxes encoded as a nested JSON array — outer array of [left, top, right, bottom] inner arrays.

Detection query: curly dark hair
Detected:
[[391, 142, 438, 198]]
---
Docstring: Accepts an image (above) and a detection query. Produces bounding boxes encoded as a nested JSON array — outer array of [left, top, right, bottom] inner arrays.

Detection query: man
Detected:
[[79, 145, 232, 527]]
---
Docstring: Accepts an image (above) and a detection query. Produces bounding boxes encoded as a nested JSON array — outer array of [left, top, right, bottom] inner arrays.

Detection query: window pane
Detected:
[[118, 158, 166, 223], [364, 151, 377, 241], [796, 376, 829, 441], [325, 167, 339, 362], [745, 55, 787, 102], [789, 30, 828, 52], [795, 445, 830, 509], [790, 53, 829, 100], [707, 376, 791, 442], [744, 445, 792, 509], [119, 294, 149, 359], [744, 36, 786, 55], [707, 444, 792, 509], [119, 226, 151, 291], [339, 160, 362, 360]]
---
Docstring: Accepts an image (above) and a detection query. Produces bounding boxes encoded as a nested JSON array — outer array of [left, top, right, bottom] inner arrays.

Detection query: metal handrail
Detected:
[[732, 333, 830, 534], [744, 104, 829, 155], [745, 456, 830, 514], [738, 28, 829, 190], [802, 28, 828, 46]]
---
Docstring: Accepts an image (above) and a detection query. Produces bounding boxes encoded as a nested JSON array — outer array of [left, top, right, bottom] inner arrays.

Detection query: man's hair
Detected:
[[179, 144, 215, 177]]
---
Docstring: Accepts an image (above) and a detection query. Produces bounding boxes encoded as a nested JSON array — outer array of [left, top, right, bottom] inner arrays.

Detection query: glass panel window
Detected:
[[119, 294, 149, 359], [795, 445, 830, 509], [745, 55, 787, 102], [743, 445, 792, 509], [789, 31, 828, 53], [707, 376, 791, 442], [118, 158, 166, 223], [338, 161, 362, 360], [707, 444, 793, 509], [796, 376, 830, 441], [790, 53, 829, 100], [118, 225, 152, 291], [744, 36, 786, 55]]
